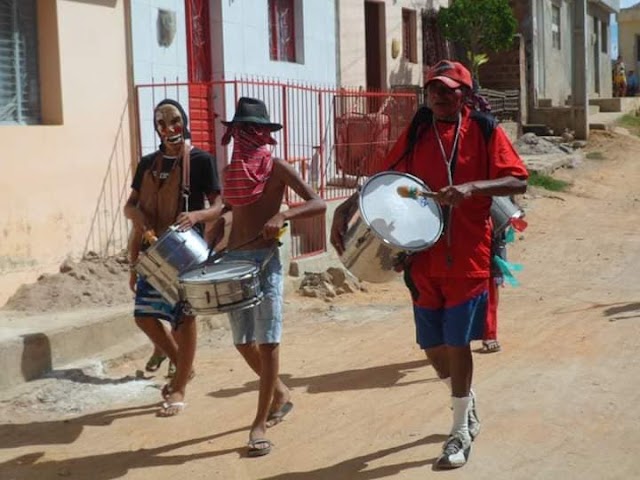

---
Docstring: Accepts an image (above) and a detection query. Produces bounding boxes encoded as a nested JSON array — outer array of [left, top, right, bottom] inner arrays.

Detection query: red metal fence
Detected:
[[134, 78, 419, 258]]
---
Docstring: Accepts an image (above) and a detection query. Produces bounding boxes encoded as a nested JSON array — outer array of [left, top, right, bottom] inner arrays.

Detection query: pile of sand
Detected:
[[2, 251, 133, 313], [298, 267, 366, 300]]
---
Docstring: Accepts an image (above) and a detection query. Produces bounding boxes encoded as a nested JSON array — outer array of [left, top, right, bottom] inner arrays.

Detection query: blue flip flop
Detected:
[[267, 401, 293, 427]]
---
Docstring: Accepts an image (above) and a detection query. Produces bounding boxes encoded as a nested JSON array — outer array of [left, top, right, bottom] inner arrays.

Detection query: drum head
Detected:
[[179, 260, 258, 284], [360, 172, 443, 251]]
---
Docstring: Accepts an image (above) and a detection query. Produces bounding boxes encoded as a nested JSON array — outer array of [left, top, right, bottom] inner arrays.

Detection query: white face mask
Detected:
[[155, 105, 185, 154]]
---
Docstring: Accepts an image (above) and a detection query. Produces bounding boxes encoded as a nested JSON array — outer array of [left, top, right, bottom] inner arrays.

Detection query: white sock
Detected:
[[451, 396, 472, 441]]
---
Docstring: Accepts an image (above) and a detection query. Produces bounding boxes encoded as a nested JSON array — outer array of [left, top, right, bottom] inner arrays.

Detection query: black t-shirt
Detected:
[[131, 147, 220, 212]]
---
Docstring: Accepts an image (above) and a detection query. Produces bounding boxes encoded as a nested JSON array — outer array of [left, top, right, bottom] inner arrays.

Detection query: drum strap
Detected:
[[181, 140, 192, 213]]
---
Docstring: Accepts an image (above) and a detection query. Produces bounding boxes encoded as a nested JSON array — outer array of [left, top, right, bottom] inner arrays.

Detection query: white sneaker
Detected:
[[468, 391, 481, 440], [435, 433, 472, 469]]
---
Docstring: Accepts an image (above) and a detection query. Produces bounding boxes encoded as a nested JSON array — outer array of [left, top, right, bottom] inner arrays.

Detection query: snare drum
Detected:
[[178, 260, 263, 315], [490, 196, 525, 235], [340, 171, 443, 283], [134, 225, 209, 305]]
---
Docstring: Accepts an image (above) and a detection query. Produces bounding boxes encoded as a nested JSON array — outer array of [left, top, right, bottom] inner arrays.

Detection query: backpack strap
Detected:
[[387, 106, 433, 171], [470, 110, 498, 143]]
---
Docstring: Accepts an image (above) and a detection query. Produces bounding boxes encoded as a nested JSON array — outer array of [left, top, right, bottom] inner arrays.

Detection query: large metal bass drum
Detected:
[[340, 171, 443, 283]]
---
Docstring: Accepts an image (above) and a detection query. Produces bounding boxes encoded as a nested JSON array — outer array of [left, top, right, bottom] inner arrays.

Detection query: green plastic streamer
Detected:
[[493, 255, 523, 287]]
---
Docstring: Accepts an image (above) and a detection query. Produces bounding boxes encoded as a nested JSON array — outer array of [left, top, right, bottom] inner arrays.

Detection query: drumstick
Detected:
[[396, 185, 438, 199], [207, 224, 289, 263]]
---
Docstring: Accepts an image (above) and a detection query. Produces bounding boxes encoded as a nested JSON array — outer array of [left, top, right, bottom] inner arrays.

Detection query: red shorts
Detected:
[[406, 275, 489, 309]]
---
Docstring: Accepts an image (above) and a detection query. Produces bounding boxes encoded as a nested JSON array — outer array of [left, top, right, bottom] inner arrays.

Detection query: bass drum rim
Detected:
[[358, 171, 443, 252]]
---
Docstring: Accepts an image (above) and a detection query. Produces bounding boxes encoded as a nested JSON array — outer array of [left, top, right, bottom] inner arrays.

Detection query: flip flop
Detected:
[[482, 340, 502, 353], [247, 438, 272, 457], [145, 354, 167, 372], [157, 401, 186, 417], [266, 401, 294, 427], [161, 383, 173, 399]]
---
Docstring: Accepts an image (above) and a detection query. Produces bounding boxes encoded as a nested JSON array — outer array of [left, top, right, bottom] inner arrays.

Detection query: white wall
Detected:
[[210, 0, 338, 165], [215, 0, 337, 83], [130, 0, 190, 155]]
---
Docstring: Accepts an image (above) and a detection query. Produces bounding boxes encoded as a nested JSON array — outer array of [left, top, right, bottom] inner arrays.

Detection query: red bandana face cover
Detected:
[[222, 125, 278, 206]]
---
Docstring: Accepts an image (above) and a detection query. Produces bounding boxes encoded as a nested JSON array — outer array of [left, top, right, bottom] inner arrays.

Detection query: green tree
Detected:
[[437, 0, 517, 85]]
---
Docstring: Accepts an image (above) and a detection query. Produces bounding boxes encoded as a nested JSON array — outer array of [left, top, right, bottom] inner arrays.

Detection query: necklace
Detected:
[[433, 112, 462, 186]]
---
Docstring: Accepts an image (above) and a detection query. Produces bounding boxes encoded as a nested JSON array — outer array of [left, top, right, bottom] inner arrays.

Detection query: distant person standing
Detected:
[[613, 56, 627, 98]]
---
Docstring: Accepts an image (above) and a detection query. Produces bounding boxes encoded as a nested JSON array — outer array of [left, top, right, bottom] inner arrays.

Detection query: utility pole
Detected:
[[572, 0, 589, 140]]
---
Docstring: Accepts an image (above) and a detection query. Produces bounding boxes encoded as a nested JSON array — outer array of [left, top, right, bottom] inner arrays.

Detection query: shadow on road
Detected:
[[1, 426, 247, 480], [207, 359, 433, 399], [260, 433, 447, 480], [0, 403, 159, 449], [603, 301, 640, 320]]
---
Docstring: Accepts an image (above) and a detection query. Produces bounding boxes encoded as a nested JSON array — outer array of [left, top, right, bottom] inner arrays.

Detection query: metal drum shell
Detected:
[[339, 172, 443, 284], [340, 211, 406, 283], [178, 261, 263, 315], [134, 226, 209, 305], [490, 196, 525, 235]]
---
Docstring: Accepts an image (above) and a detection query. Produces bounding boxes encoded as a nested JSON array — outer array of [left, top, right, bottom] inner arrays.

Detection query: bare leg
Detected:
[[151, 343, 164, 357], [448, 345, 473, 398], [135, 317, 178, 365], [424, 345, 450, 379], [235, 343, 291, 418], [159, 315, 197, 417], [166, 328, 182, 377], [249, 343, 280, 444]]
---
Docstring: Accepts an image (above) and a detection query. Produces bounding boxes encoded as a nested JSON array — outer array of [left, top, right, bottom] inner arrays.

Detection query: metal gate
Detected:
[[134, 78, 419, 258]]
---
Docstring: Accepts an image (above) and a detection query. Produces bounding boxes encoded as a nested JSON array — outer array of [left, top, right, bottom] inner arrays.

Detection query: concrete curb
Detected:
[[0, 306, 137, 390], [0, 306, 232, 391]]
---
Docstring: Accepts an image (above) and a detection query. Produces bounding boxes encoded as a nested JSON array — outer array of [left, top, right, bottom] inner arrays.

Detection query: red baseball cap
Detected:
[[426, 60, 473, 90]]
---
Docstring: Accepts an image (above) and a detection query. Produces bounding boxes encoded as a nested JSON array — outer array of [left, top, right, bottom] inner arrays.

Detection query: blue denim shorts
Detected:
[[225, 248, 283, 345]]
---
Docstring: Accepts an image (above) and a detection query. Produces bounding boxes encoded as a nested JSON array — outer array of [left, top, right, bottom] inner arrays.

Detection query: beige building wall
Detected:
[[338, 0, 443, 88], [619, 6, 640, 75], [0, 0, 132, 305]]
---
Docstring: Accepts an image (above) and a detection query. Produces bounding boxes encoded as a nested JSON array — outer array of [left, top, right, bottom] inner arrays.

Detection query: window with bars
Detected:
[[402, 9, 417, 64], [269, 0, 296, 62], [0, 0, 41, 125]]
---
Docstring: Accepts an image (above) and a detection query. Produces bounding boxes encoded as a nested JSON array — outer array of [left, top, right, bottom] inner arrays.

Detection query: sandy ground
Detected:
[[1, 130, 640, 479]]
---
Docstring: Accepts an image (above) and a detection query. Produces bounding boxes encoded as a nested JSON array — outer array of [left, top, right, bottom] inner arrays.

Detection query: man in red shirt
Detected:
[[331, 60, 528, 469]]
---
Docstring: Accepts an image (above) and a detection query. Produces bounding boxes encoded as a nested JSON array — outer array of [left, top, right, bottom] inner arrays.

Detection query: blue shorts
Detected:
[[225, 248, 283, 345], [412, 278, 488, 348], [134, 276, 183, 329]]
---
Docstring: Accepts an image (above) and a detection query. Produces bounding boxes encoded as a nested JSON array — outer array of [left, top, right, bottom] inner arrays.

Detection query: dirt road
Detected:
[[1, 130, 640, 479]]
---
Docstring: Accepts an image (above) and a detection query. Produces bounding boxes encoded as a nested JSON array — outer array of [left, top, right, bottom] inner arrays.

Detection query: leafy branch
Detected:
[[437, 0, 517, 85]]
